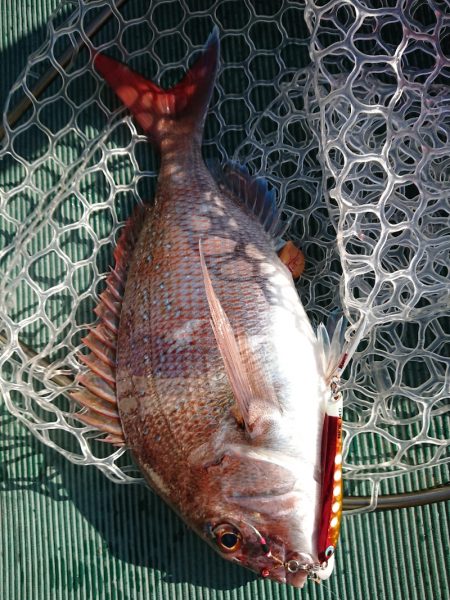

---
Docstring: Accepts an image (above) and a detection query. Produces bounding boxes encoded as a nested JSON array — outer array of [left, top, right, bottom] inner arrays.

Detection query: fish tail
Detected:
[[94, 27, 219, 150]]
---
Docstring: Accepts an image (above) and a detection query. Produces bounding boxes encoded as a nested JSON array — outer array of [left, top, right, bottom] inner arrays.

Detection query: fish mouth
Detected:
[[287, 568, 309, 588], [258, 549, 333, 589], [284, 554, 335, 587], [262, 562, 308, 588]]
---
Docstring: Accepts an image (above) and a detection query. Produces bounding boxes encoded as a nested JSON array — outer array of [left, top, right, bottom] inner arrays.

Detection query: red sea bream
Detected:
[[73, 29, 348, 588]]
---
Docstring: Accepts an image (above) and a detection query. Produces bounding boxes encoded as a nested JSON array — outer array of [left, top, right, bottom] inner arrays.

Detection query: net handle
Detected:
[[343, 485, 450, 512]]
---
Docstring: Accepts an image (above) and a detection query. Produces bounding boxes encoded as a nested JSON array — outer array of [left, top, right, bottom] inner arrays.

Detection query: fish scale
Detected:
[[119, 197, 259, 445], [71, 28, 348, 588]]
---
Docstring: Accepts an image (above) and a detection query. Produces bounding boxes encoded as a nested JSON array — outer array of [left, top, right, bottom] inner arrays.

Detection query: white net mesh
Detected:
[[0, 0, 448, 508], [304, 0, 450, 507]]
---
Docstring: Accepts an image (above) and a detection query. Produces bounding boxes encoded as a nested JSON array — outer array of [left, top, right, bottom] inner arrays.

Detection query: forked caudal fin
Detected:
[[94, 28, 219, 150]]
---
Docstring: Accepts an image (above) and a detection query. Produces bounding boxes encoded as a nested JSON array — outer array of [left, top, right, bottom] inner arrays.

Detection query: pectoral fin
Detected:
[[277, 241, 305, 279], [199, 240, 279, 437]]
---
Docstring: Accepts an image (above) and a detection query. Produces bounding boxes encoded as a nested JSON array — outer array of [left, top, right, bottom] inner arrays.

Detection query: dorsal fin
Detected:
[[208, 160, 289, 238], [72, 206, 147, 445]]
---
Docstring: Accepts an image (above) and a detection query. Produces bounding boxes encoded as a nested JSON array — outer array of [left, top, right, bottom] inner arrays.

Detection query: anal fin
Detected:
[[72, 206, 146, 446]]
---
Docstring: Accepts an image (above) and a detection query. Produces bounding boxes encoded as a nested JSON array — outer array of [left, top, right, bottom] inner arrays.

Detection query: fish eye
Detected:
[[213, 524, 242, 553]]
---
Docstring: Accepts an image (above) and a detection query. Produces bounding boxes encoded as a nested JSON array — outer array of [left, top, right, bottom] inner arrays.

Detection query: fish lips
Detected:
[[263, 562, 308, 587], [282, 554, 335, 588]]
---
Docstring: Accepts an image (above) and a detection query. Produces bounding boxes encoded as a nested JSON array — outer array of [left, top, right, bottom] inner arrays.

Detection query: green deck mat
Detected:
[[1, 2, 449, 600], [1, 402, 449, 600]]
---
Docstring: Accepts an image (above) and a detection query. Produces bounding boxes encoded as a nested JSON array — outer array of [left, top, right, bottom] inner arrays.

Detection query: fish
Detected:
[[73, 28, 349, 588]]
